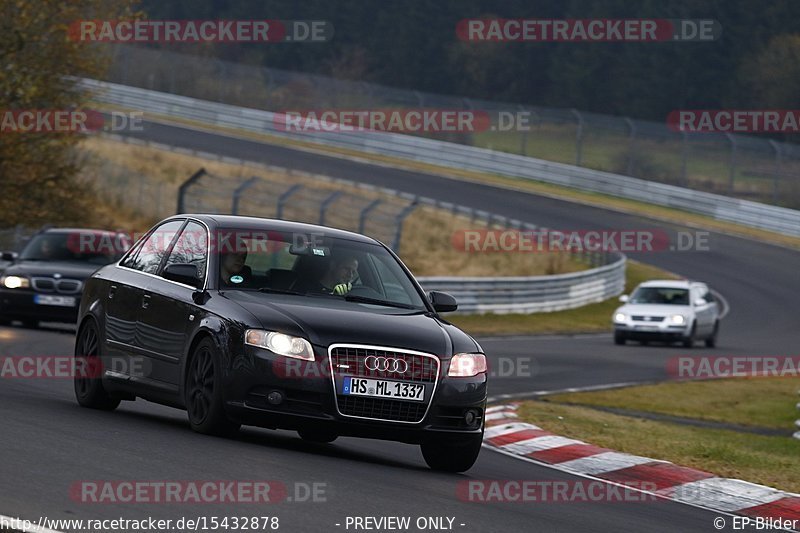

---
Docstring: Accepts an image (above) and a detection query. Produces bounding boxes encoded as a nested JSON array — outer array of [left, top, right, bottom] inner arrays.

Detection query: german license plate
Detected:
[[33, 295, 76, 307], [342, 376, 425, 402]]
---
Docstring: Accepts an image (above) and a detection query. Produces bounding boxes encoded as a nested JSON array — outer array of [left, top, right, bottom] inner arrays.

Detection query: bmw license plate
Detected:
[[33, 295, 76, 307], [342, 376, 425, 402]]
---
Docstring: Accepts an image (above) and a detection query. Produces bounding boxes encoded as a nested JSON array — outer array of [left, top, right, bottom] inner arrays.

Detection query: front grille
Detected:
[[329, 344, 440, 423], [631, 315, 665, 322], [330, 346, 438, 383], [31, 277, 82, 294], [338, 395, 427, 423]]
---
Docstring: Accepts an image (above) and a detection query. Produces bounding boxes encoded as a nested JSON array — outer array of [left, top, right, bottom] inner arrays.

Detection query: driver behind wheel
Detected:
[[318, 255, 359, 295]]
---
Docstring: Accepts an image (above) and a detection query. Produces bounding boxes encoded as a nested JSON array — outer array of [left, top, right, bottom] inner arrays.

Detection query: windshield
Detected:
[[630, 287, 689, 305], [19, 232, 129, 265], [216, 229, 427, 310]]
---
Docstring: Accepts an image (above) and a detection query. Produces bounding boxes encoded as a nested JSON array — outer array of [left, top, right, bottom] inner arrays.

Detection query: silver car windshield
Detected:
[[630, 287, 689, 305]]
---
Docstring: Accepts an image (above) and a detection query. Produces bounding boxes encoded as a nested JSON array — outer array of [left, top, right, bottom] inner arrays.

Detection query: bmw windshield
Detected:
[[19, 232, 128, 265], [213, 229, 428, 310]]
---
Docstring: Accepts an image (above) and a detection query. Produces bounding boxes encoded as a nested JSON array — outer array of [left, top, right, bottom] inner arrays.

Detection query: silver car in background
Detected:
[[612, 280, 720, 348]]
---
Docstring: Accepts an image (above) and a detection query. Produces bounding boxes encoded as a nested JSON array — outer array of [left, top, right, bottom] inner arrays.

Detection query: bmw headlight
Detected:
[[614, 312, 626, 323], [670, 314, 686, 325], [245, 330, 314, 361], [449, 353, 487, 377], [1, 275, 30, 289]]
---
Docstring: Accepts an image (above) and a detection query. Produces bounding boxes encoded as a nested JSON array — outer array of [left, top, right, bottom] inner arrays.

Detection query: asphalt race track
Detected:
[[1, 120, 797, 532]]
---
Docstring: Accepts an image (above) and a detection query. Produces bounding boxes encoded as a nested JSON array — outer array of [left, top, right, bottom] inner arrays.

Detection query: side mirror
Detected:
[[694, 298, 706, 307], [1, 251, 18, 262], [429, 291, 458, 313], [618, 294, 629, 303], [163, 263, 201, 289]]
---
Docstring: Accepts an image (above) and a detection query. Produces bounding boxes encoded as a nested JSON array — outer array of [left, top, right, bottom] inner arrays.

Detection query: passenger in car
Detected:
[[220, 250, 253, 287]]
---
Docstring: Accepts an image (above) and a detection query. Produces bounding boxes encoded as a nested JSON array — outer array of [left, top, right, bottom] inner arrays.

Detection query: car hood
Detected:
[[616, 303, 692, 316], [224, 291, 479, 357], [2, 260, 102, 280]]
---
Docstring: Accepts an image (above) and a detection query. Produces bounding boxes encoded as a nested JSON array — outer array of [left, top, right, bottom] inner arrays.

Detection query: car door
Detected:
[[105, 219, 185, 378], [136, 221, 209, 391]]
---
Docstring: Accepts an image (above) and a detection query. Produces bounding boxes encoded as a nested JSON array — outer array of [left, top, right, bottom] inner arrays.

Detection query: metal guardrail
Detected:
[[794, 392, 800, 440], [419, 255, 626, 314], [101, 133, 626, 314], [82, 79, 800, 238]]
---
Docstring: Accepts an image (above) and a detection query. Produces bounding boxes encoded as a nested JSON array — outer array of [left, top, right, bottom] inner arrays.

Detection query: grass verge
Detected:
[[515, 377, 800, 493], [449, 259, 677, 336]]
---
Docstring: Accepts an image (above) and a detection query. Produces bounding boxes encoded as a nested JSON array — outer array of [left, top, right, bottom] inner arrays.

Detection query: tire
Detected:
[[682, 322, 696, 348], [705, 321, 719, 348], [421, 432, 483, 473], [613, 332, 626, 345], [74, 320, 120, 411], [185, 337, 240, 437], [298, 428, 338, 444]]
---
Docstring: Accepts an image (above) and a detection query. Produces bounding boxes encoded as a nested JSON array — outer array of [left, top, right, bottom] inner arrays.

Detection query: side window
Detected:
[[164, 222, 208, 280], [703, 289, 715, 303], [120, 220, 184, 275]]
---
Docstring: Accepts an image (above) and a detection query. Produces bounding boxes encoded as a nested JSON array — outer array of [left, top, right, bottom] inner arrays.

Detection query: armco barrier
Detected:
[[81, 78, 800, 238]]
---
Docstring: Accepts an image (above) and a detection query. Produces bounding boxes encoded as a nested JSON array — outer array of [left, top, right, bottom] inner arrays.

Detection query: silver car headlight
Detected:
[[245, 330, 314, 361], [614, 312, 626, 323], [1, 275, 30, 289], [669, 314, 686, 325]]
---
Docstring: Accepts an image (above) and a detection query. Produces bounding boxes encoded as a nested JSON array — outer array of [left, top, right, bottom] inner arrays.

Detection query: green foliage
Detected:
[[0, 0, 138, 227]]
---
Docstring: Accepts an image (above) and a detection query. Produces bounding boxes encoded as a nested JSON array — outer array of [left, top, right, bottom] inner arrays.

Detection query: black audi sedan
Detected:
[[75, 214, 488, 472], [0, 228, 130, 327]]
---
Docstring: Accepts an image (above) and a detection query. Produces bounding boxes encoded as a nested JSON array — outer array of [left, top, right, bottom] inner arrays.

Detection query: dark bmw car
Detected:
[[74, 214, 488, 472], [0, 228, 130, 327]]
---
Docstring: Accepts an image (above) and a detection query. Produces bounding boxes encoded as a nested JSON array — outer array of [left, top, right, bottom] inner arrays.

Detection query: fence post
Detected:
[[571, 109, 584, 166], [276, 184, 304, 219], [319, 191, 344, 225], [231, 176, 260, 215], [726, 133, 737, 194], [625, 117, 636, 176], [392, 199, 419, 251], [176, 168, 207, 214], [680, 131, 689, 187], [769, 140, 782, 205], [358, 199, 382, 234]]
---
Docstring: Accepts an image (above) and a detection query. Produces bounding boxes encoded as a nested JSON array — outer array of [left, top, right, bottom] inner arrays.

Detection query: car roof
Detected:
[[174, 214, 380, 245], [40, 228, 124, 236], [638, 279, 706, 289]]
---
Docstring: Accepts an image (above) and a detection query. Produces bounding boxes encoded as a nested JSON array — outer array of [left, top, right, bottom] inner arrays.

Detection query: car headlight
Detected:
[[245, 330, 314, 361], [448, 353, 487, 377], [670, 314, 686, 325], [1, 275, 30, 289], [614, 312, 626, 322]]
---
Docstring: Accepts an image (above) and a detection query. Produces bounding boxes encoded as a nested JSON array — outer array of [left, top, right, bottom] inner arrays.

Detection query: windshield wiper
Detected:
[[343, 294, 421, 310], [257, 287, 303, 296]]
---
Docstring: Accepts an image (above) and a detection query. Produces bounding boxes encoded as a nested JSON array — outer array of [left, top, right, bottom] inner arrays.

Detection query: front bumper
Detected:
[[0, 288, 80, 324], [223, 345, 487, 444], [614, 321, 690, 340]]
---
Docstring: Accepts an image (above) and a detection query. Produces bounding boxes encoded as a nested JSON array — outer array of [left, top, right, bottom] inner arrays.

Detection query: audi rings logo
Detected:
[[364, 356, 408, 373]]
